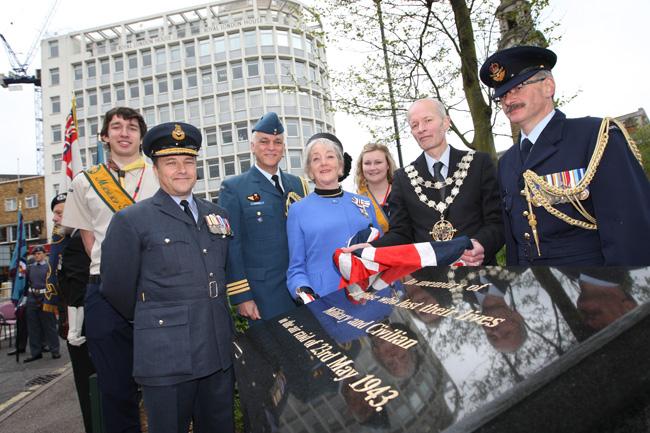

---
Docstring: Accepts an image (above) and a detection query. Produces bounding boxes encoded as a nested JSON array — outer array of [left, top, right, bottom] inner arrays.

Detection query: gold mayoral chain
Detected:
[[405, 150, 475, 242], [522, 117, 643, 256]]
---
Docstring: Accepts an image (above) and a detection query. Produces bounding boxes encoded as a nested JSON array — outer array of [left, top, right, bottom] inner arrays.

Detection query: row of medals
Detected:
[[405, 150, 475, 242]]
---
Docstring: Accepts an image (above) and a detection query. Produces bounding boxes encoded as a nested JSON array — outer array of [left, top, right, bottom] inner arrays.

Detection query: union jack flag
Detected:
[[62, 99, 82, 188]]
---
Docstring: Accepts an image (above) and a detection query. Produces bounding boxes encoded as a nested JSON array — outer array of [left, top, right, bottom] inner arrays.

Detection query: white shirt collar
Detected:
[[255, 164, 284, 189], [423, 144, 451, 178], [521, 109, 556, 145]]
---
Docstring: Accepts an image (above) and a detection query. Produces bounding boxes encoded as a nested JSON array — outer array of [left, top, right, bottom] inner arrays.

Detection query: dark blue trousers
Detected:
[[85, 281, 141, 433], [26, 296, 59, 357], [142, 367, 235, 433]]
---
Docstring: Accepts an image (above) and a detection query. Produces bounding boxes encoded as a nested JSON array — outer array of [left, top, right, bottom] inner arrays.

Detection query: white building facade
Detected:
[[40, 0, 335, 233]]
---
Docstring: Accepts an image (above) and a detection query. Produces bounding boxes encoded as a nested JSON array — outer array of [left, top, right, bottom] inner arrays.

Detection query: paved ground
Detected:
[[0, 336, 85, 433]]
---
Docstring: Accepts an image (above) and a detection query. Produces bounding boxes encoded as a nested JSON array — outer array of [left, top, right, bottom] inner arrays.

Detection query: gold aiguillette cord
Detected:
[[524, 184, 541, 256]]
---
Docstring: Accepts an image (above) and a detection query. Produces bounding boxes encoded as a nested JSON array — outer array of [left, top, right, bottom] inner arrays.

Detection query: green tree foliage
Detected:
[[630, 124, 650, 177]]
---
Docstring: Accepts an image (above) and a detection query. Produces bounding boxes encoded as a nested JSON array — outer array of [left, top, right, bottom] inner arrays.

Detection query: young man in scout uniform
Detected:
[[350, 98, 504, 266], [219, 112, 309, 321], [63, 107, 158, 433], [480, 46, 650, 265], [100, 122, 235, 433]]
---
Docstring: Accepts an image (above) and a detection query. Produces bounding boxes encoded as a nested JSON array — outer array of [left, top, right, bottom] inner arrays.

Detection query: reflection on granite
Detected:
[[234, 267, 650, 433]]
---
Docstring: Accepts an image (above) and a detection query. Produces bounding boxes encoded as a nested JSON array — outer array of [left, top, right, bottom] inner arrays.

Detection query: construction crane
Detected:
[[0, 1, 60, 174]]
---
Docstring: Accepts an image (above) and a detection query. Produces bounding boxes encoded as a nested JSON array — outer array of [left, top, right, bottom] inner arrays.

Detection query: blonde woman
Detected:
[[355, 143, 397, 233]]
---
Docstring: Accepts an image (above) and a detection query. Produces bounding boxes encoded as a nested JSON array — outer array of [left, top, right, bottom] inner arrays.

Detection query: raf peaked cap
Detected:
[[50, 192, 67, 210], [142, 122, 201, 158], [32, 245, 46, 253], [252, 112, 284, 135], [480, 46, 557, 98]]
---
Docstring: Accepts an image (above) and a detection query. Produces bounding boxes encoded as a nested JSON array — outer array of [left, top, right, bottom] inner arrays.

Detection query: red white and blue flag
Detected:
[[9, 207, 27, 302], [334, 234, 471, 302], [62, 99, 83, 189]]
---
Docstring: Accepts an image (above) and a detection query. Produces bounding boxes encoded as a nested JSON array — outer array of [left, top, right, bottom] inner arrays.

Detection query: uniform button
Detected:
[[202, 248, 208, 254], [520, 189, 526, 196], [523, 211, 529, 217], [209, 272, 214, 277], [523, 233, 531, 240], [256, 211, 261, 216], [159, 319, 164, 325], [164, 238, 170, 244]]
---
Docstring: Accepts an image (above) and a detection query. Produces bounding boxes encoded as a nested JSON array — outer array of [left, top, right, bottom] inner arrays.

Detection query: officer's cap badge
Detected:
[[172, 124, 186, 141], [489, 63, 506, 82]]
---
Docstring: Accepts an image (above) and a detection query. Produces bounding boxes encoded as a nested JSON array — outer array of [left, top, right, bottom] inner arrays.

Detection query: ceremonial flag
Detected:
[[62, 99, 83, 189], [334, 236, 472, 302], [9, 206, 28, 302], [95, 137, 105, 164]]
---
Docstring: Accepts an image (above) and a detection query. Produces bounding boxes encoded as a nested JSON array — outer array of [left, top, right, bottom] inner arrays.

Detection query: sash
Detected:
[[83, 164, 135, 213], [358, 186, 389, 233]]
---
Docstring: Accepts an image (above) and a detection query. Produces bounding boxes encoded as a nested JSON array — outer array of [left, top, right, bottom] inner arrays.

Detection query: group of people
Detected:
[[31, 44, 648, 433]]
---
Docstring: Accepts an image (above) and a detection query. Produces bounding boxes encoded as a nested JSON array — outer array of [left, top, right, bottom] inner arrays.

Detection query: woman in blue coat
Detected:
[[287, 133, 380, 300]]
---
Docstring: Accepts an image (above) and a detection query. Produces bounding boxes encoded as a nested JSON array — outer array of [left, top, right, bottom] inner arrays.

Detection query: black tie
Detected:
[[271, 174, 284, 195], [521, 138, 534, 163], [180, 199, 196, 224], [433, 161, 446, 200]]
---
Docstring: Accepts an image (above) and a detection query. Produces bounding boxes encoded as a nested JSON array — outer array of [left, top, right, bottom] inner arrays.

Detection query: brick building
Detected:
[[0, 175, 48, 283]]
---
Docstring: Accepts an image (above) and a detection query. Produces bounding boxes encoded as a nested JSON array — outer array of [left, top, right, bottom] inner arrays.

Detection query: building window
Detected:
[[173, 102, 184, 121], [102, 87, 111, 104], [114, 55, 124, 73], [48, 40, 59, 58], [289, 150, 302, 169], [292, 33, 303, 51], [223, 156, 235, 176], [87, 61, 96, 78], [52, 125, 62, 142], [216, 65, 228, 83], [231, 62, 243, 80], [100, 58, 110, 75], [217, 95, 230, 114], [260, 30, 273, 46], [143, 107, 155, 125], [4, 198, 17, 212], [201, 68, 212, 86], [236, 122, 248, 142], [196, 163, 204, 180], [155, 47, 166, 65], [170, 45, 181, 62], [205, 127, 217, 147], [52, 183, 60, 196], [213, 36, 225, 54], [233, 92, 246, 112], [203, 97, 215, 116], [187, 71, 197, 88], [286, 119, 299, 137], [244, 30, 256, 48], [88, 89, 98, 106], [207, 158, 220, 178], [199, 39, 210, 57], [159, 105, 170, 123], [280, 59, 292, 77], [142, 49, 152, 67], [239, 154, 251, 173], [247, 60, 259, 77], [73, 64, 83, 81], [25, 194, 38, 209], [51, 96, 60, 114], [128, 53, 138, 70], [188, 100, 199, 119], [157, 76, 168, 93], [143, 78, 153, 96], [228, 33, 241, 51], [184, 42, 195, 59], [249, 90, 262, 108], [221, 125, 233, 144], [52, 153, 62, 172], [78, 120, 85, 137], [277, 30, 289, 47], [89, 119, 98, 137], [172, 73, 182, 91], [25, 221, 42, 240], [115, 84, 125, 101], [50, 68, 60, 86], [263, 58, 276, 76]]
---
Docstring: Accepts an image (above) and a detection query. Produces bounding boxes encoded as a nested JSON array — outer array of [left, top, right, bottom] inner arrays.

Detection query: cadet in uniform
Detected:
[[219, 112, 309, 321], [63, 107, 158, 432], [100, 122, 235, 433], [480, 46, 650, 265]]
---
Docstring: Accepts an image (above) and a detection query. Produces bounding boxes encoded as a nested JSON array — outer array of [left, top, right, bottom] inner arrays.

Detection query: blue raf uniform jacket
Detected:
[[100, 189, 234, 386], [219, 166, 309, 320], [498, 110, 650, 266]]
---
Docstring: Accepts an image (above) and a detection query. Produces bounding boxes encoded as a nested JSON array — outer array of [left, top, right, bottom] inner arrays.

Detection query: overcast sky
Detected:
[[1, 0, 648, 175]]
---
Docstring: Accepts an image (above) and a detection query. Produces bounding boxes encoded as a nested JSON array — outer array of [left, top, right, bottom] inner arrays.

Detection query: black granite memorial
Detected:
[[234, 267, 650, 433]]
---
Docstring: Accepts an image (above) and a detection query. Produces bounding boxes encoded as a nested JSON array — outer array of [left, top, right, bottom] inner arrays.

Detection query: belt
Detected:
[[29, 288, 47, 295], [88, 275, 101, 284]]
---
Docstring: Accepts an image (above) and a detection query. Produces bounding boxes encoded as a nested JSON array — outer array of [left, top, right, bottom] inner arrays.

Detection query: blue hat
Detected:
[[142, 122, 202, 158], [252, 112, 284, 135], [32, 245, 46, 254], [480, 46, 557, 98]]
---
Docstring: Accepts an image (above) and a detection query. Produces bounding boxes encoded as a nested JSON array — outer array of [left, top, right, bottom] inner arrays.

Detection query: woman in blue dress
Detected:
[[287, 133, 380, 300]]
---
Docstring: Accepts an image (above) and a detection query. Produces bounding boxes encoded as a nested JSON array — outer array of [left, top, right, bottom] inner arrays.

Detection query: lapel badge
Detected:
[[205, 214, 233, 237], [247, 193, 261, 202], [351, 196, 371, 218]]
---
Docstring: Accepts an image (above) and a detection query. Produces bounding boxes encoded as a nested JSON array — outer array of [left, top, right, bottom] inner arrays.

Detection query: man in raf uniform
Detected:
[[480, 46, 650, 265], [219, 112, 309, 321], [63, 107, 158, 432], [101, 122, 235, 433], [350, 98, 504, 265]]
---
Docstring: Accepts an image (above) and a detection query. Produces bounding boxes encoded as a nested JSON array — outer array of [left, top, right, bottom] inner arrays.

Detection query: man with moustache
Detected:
[[63, 107, 158, 432], [219, 112, 309, 321], [480, 46, 650, 265], [352, 98, 504, 265], [100, 122, 235, 433]]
